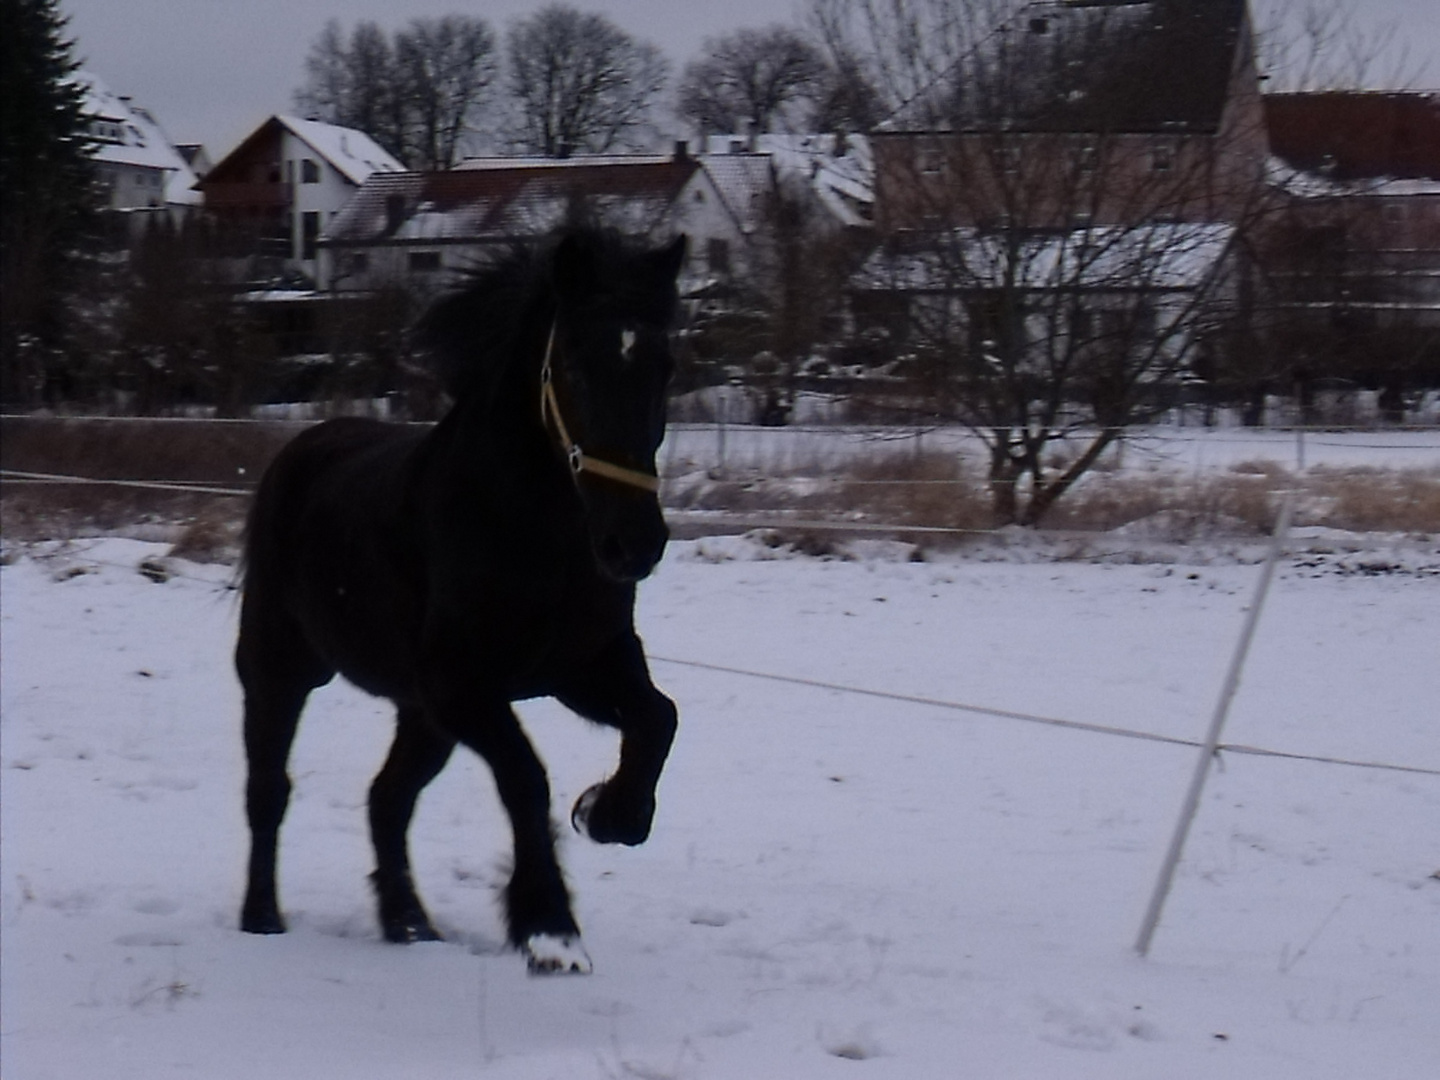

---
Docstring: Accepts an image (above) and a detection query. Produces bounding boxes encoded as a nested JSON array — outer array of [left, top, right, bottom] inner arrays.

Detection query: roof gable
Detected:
[[202, 116, 404, 188]]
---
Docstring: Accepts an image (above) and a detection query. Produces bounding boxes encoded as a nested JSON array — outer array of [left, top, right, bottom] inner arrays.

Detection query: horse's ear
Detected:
[[653, 234, 687, 283], [553, 231, 599, 300]]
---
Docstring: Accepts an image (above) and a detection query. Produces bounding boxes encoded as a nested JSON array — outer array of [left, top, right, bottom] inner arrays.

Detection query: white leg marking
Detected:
[[524, 933, 593, 975]]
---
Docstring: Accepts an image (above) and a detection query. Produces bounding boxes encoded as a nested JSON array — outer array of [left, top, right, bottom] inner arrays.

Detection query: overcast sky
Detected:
[[61, 0, 1438, 157]]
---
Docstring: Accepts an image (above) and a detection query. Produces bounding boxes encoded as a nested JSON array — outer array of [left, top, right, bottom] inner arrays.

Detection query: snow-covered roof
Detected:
[[1267, 155, 1440, 200], [325, 161, 700, 245], [454, 154, 678, 170], [74, 70, 201, 205], [697, 134, 874, 229], [855, 223, 1236, 293], [274, 116, 405, 186]]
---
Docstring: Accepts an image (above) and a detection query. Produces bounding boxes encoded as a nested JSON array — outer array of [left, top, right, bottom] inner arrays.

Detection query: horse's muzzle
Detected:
[[594, 513, 668, 583]]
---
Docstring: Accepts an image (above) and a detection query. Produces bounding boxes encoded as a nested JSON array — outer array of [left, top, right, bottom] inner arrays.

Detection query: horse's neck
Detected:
[[432, 344, 565, 502]]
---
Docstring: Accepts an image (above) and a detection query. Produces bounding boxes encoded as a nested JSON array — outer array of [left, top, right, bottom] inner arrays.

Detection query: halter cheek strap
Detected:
[[539, 322, 662, 494]]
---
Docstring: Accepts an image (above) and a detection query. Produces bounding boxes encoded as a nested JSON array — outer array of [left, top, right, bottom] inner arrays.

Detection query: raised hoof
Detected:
[[571, 784, 603, 836], [571, 783, 652, 846], [524, 933, 593, 976]]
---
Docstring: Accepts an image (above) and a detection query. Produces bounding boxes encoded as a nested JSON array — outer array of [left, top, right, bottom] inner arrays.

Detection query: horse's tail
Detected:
[[236, 429, 313, 597]]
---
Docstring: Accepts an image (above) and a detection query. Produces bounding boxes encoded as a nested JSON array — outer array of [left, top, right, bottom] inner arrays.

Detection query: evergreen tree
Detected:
[[0, 0, 95, 404]]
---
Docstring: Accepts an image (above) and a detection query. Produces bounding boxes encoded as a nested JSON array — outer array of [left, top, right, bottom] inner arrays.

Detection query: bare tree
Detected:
[[505, 5, 669, 157], [1255, 0, 1424, 91], [805, 0, 1001, 125], [677, 25, 828, 138], [843, 0, 1272, 525], [396, 17, 498, 169], [294, 16, 498, 168]]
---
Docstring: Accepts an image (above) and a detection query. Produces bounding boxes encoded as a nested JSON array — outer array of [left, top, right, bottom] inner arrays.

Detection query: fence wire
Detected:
[[649, 655, 1440, 779]]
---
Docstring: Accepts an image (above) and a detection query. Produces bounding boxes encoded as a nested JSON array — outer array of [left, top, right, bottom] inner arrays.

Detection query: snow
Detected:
[[75, 70, 202, 206], [661, 422, 1440, 476], [275, 116, 405, 187], [3, 534, 1438, 1079], [855, 224, 1237, 293]]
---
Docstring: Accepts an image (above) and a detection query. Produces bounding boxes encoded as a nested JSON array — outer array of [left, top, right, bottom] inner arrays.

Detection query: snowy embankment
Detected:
[[2, 535, 1437, 1079]]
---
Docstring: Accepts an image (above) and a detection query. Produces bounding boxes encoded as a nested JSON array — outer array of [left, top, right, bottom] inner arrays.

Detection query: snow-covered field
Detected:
[[3, 533, 1437, 1079]]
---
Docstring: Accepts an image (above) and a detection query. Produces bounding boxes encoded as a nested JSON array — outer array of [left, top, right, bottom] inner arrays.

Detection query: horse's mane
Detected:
[[415, 226, 680, 402], [414, 238, 546, 402]]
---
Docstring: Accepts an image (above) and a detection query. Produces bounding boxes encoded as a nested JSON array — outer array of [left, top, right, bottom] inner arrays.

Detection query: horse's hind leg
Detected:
[[368, 708, 455, 943], [236, 617, 331, 935]]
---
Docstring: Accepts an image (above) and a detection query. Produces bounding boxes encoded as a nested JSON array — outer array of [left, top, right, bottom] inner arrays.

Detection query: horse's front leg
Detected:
[[422, 674, 590, 974], [559, 634, 678, 847]]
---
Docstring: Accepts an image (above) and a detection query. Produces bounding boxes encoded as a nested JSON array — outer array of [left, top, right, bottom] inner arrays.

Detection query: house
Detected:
[[319, 136, 874, 298], [850, 0, 1266, 382], [695, 133, 873, 234], [870, 0, 1267, 233], [76, 71, 202, 220], [1260, 91, 1440, 416], [1264, 92, 1440, 307], [197, 115, 404, 284], [321, 147, 749, 296]]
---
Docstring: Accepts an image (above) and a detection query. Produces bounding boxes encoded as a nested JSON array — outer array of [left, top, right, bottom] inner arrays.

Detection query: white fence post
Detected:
[[1134, 491, 1296, 958]]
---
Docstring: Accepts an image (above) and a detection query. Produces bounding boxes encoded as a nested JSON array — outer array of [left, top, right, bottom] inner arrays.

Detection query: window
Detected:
[[301, 211, 320, 261], [1152, 144, 1174, 173], [918, 139, 945, 175], [409, 251, 442, 273], [707, 237, 731, 275], [301, 159, 321, 184]]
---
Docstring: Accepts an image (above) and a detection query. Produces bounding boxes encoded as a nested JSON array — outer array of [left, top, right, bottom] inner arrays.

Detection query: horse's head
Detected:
[[543, 230, 687, 583]]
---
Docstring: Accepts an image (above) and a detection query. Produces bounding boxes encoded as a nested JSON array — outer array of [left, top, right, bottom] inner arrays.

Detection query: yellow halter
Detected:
[[539, 322, 662, 494]]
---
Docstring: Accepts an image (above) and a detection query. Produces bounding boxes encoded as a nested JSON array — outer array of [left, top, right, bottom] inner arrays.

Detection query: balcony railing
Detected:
[[202, 181, 295, 209]]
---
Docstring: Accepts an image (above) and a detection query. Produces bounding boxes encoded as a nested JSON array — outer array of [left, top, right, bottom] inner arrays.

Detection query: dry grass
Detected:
[[5, 418, 1437, 551], [668, 450, 1440, 539], [0, 416, 289, 547], [1307, 466, 1440, 533]]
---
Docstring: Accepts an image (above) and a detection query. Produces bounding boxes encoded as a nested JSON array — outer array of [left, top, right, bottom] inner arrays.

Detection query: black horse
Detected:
[[236, 227, 686, 974]]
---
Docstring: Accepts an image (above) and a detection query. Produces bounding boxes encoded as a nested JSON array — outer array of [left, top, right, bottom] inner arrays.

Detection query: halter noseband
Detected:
[[539, 322, 662, 494]]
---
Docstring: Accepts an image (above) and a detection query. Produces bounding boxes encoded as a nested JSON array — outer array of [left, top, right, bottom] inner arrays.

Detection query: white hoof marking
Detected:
[[525, 933, 593, 975]]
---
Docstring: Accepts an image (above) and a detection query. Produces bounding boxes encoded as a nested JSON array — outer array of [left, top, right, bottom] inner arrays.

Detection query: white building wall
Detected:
[[279, 130, 359, 279]]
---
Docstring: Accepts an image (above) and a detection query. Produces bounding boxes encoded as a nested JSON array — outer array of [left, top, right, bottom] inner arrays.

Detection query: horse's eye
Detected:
[[621, 329, 637, 360]]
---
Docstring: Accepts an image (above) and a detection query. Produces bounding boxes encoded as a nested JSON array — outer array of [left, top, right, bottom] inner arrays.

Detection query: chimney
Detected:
[[674, 139, 689, 162]]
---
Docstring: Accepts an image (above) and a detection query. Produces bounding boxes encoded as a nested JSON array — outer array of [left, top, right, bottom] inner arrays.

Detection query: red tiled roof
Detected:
[[1265, 92, 1440, 181], [326, 159, 700, 243]]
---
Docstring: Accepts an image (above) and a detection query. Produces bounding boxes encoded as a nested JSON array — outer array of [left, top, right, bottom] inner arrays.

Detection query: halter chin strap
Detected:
[[539, 322, 661, 494]]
